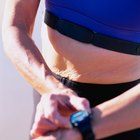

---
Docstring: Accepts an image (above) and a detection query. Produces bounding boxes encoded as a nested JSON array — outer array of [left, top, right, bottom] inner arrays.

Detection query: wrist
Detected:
[[44, 74, 67, 94], [45, 74, 78, 96], [91, 107, 106, 140], [46, 74, 65, 89], [73, 128, 83, 140], [91, 108, 99, 140]]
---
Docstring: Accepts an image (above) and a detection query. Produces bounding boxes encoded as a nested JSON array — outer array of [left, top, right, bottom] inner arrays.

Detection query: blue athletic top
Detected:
[[45, 0, 140, 43]]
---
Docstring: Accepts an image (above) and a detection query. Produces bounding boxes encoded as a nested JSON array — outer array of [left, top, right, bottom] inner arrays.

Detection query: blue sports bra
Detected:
[[45, 0, 140, 43]]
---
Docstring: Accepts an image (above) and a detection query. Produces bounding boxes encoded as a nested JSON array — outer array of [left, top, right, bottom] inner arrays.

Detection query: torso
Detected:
[[41, 0, 140, 84]]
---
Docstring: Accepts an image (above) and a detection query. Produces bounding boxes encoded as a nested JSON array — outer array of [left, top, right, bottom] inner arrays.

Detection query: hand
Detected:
[[32, 127, 82, 140], [30, 87, 91, 138]]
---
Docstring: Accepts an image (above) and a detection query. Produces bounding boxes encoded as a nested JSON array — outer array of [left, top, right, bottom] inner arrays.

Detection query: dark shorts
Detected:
[[55, 74, 140, 140]]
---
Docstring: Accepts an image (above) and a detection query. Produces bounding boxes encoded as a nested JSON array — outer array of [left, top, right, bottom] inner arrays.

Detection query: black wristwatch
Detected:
[[70, 111, 95, 140]]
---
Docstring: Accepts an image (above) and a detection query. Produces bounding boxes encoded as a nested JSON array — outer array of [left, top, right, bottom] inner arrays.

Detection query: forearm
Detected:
[[2, 26, 64, 94], [92, 83, 140, 139]]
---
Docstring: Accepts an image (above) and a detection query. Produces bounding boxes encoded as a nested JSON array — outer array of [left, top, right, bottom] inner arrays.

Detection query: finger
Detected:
[[44, 104, 72, 129], [32, 99, 57, 139], [30, 116, 57, 139], [44, 100, 71, 128], [52, 111, 72, 128], [70, 96, 91, 113], [32, 135, 56, 140], [54, 94, 76, 112], [57, 101, 77, 116]]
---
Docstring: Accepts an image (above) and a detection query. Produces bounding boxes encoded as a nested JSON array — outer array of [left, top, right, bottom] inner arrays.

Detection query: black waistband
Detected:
[[44, 10, 140, 55], [54, 74, 140, 107]]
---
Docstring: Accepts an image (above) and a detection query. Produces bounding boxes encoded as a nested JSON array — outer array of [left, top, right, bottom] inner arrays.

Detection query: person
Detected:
[[2, 0, 140, 139]]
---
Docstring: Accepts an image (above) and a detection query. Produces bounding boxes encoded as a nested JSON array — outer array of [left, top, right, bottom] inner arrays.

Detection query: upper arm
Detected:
[[3, 0, 41, 34]]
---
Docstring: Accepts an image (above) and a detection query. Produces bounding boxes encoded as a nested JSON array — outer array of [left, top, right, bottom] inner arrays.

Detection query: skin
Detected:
[[2, 0, 140, 139]]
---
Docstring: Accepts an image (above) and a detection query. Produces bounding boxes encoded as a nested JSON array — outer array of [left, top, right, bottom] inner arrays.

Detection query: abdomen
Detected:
[[42, 25, 140, 84]]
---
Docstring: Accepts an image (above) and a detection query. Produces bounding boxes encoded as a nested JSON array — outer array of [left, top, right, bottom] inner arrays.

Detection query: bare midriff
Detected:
[[41, 24, 140, 84]]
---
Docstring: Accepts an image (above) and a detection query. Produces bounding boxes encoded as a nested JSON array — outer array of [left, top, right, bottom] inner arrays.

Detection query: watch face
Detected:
[[70, 111, 89, 124], [70, 111, 95, 140]]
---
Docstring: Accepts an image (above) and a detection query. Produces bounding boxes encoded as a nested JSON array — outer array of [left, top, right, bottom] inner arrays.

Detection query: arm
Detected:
[[92, 83, 140, 139], [2, 0, 90, 135], [2, 0, 64, 95], [32, 83, 140, 140]]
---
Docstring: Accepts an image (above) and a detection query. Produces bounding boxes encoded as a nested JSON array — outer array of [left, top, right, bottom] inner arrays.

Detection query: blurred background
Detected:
[[0, 0, 44, 140]]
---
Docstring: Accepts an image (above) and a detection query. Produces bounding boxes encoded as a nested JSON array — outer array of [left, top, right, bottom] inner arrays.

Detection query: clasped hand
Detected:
[[30, 88, 91, 140]]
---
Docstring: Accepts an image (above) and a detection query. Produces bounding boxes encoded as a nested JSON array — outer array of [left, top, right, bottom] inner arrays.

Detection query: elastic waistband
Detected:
[[44, 10, 140, 55], [54, 73, 140, 89], [54, 74, 140, 107]]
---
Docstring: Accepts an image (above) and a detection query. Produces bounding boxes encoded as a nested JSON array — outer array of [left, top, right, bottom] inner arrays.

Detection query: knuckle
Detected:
[[36, 102, 42, 111], [30, 118, 46, 138], [34, 109, 44, 121], [35, 116, 42, 125], [46, 113, 53, 120], [30, 130, 34, 138], [30, 125, 37, 138], [81, 98, 90, 107], [30, 129, 35, 138], [49, 110, 56, 121], [44, 109, 55, 121], [49, 93, 57, 100]]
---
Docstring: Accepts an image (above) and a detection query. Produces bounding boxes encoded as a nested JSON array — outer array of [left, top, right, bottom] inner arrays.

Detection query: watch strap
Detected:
[[82, 125, 95, 140]]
